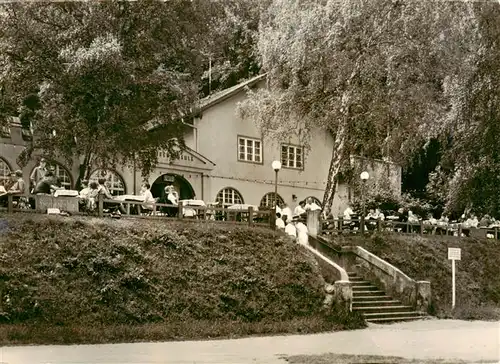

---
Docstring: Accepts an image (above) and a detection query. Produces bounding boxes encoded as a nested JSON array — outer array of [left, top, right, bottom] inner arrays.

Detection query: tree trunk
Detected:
[[75, 150, 93, 190], [322, 120, 347, 216]]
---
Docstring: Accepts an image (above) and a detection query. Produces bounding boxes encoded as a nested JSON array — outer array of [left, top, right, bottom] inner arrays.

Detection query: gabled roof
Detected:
[[199, 73, 267, 112]]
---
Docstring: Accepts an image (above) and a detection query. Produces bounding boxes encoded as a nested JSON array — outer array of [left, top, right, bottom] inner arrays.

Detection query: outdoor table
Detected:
[[54, 190, 79, 197], [114, 195, 145, 215]]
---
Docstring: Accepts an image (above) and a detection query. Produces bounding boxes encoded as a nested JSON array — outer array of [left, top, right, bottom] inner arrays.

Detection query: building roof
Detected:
[[198, 73, 267, 112]]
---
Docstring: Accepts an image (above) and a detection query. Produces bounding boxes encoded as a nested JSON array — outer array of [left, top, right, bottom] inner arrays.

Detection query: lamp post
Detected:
[[360, 171, 369, 233], [272, 160, 282, 230]]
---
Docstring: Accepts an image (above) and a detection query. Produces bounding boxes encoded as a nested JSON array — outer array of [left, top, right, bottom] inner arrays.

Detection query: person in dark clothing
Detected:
[[33, 172, 61, 195]]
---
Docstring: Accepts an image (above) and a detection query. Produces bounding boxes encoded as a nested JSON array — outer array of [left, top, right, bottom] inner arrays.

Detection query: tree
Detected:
[[198, 0, 268, 97], [0, 1, 212, 187], [239, 0, 479, 214], [428, 2, 500, 217]]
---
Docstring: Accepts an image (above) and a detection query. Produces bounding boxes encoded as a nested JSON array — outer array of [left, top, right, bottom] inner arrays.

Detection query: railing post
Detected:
[[177, 201, 183, 219], [360, 216, 365, 234], [98, 194, 103, 217], [7, 194, 13, 214], [420, 221, 424, 235], [458, 224, 462, 237], [495, 227, 498, 241], [338, 216, 343, 231], [248, 207, 253, 226], [271, 208, 276, 230], [377, 218, 382, 232], [126, 202, 130, 216], [34, 194, 40, 212]]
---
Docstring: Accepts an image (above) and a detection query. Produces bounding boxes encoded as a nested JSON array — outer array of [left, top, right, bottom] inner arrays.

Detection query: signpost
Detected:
[[448, 247, 462, 308]]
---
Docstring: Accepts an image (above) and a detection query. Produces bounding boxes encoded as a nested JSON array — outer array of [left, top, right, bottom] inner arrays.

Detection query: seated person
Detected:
[[139, 182, 156, 214], [97, 178, 125, 215], [295, 216, 309, 245], [33, 172, 62, 195], [79, 180, 90, 198], [275, 212, 285, 229], [164, 185, 179, 217], [375, 208, 385, 221], [284, 217, 297, 241], [0, 170, 26, 206]]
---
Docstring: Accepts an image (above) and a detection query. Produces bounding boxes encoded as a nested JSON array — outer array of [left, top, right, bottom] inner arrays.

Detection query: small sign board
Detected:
[[448, 247, 461, 261]]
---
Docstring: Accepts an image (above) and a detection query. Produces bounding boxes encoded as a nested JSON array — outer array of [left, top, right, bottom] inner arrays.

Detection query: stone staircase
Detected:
[[349, 271, 428, 324]]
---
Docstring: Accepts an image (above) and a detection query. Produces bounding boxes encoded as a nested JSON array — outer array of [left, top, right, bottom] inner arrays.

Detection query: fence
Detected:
[[0, 193, 277, 228], [318, 215, 500, 240]]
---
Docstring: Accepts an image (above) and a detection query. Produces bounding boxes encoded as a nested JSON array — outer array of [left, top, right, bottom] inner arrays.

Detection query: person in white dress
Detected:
[[304, 197, 321, 211], [284, 218, 297, 241], [281, 203, 293, 221], [294, 200, 306, 217], [295, 216, 309, 245], [275, 212, 285, 229], [140, 182, 156, 213]]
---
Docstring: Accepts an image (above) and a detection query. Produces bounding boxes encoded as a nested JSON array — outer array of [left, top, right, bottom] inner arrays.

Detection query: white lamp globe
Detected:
[[360, 171, 369, 180], [272, 160, 282, 171]]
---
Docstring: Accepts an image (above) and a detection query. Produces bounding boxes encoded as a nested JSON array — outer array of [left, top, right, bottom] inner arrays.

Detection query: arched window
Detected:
[[260, 192, 284, 209], [306, 196, 322, 207], [216, 187, 244, 207], [0, 158, 12, 187], [46, 162, 73, 190], [89, 169, 126, 196]]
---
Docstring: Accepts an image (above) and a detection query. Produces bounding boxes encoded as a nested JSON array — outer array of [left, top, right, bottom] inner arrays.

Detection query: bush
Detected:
[[0, 214, 365, 344]]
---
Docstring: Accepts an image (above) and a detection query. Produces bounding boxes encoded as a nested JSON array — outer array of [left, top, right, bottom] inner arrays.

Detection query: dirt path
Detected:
[[1, 319, 498, 364]]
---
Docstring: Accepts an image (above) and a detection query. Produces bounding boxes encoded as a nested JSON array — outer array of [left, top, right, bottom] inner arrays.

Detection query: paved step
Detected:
[[353, 300, 401, 307], [363, 311, 422, 320], [349, 276, 364, 281], [353, 295, 392, 301], [351, 281, 373, 287], [352, 285, 380, 291], [366, 316, 427, 324], [353, 305, 415, 313], [353, 290, 386, 296]]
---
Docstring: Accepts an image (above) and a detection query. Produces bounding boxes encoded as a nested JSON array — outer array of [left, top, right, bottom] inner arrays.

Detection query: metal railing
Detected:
[[321, 216, 500, 240]]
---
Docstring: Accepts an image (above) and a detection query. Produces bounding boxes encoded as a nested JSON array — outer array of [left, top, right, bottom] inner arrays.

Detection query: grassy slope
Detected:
[[332, 233, 500, 319], [0, 214, 364, 345]]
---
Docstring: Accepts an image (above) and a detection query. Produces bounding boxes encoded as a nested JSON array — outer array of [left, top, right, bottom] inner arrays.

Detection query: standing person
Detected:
[[281, 203, 293, 221], [294, 200, 307, 217], [304, 197, 321, 211], [30, 158, 47, 192], [289, 194, 299, 213]]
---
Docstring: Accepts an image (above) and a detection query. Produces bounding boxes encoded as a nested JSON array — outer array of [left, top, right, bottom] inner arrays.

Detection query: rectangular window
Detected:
[[281, 144, 304, 169], [238, 136, 262, 163]]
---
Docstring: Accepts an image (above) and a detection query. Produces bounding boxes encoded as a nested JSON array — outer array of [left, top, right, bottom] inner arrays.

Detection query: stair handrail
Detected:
[[349, 246, 414, 283], [303, 243, 349, 281]]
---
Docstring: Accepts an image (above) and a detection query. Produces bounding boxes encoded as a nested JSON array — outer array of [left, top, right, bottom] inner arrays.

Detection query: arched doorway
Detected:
[[151, 173, 195, 202]]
